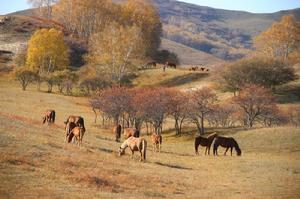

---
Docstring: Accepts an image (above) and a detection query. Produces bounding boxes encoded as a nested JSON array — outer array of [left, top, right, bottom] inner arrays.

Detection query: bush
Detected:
[[13, 67, 38, 90]]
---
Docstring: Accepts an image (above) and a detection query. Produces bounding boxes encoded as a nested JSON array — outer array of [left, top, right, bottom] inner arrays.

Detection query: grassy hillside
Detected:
[[1, 68, 300, 198]]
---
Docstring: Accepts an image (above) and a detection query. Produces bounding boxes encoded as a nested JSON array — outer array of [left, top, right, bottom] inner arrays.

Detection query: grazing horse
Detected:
[[65, 121, 77, 142], [42, 110, 55, 125], [113, 124, 122, 142], [123, 128, 140, 139], [68, 126, 85, 147], [213, 136, 241, 156], [165, 61, 176, 69], [64, 115, 86, 132], [118, 137, 147, 161], [194, 133, 218, 155], [151, 133, 162, 152]]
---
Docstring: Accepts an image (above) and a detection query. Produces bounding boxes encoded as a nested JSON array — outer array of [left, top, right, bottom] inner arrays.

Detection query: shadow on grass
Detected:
[[98, 147, 114, 153], [275, 84, 300, 104], [153, 161, 192, 170], [157, 73, 208, 87], [95, 135, 114, 142]]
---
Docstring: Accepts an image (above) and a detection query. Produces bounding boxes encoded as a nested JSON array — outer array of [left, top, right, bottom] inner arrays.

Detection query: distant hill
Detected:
[[154, 0, 300, 60]]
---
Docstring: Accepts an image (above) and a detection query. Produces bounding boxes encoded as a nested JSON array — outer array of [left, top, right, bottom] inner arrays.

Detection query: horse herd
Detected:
[[42, 110, 241, 162]]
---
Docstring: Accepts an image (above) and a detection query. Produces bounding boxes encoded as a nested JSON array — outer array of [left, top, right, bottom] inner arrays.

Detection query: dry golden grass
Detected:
[[1, 76, 300, 198]]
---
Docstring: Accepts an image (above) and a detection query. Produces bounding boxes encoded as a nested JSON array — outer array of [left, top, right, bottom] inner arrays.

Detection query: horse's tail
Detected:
[[52, 111, 55, 123], [232, 139, 242, 156], [81, 118, 86, 132], [194, 137, 199, 154], [142, 138, 147, 161]]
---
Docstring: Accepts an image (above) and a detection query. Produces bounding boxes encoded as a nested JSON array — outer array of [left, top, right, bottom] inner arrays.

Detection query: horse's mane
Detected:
[[232, 138, 241, 155]]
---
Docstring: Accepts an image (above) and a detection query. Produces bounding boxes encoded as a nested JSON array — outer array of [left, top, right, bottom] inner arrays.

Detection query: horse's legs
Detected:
[[230, 147, 233, 156], [159, 143, 161, 153], [208, 145, 211, 155], [153, 143, 155, 152], [224, 147, 229, 155], [131, 150, 134, 159]]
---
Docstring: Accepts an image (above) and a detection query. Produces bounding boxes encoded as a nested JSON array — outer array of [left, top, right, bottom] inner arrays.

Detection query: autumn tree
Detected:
[[87, 23, 143, 85], [121, 0, 162, 57], [207, 102, 237, 127], [28, 0, 57, 18], [26, 28, 68, 75], [13, 67, 38, 90], [254, 15, 300, 61], [233, 84, 278, 128], [168, 90, 189, 135], [221, 57, 297, 93], [54, 0, 119, 39], [188, 87, 217, 135]]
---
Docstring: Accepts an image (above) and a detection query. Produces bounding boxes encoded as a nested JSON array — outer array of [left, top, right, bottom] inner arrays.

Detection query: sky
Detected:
[[1, 0, 300, 15]]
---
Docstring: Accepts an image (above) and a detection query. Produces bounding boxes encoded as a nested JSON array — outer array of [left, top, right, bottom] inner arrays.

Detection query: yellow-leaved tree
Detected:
[[254, 15, 300, 62], [87, 23, 143, 86], [26, 28, 69, 75], [121, 0, 162, 57]]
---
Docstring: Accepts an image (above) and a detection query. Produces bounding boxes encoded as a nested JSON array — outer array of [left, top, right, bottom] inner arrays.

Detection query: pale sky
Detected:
[[1, 0, 300, 15]]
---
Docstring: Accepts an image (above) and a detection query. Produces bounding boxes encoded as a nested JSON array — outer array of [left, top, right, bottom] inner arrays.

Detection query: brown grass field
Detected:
[[1, 71, 300, 199]]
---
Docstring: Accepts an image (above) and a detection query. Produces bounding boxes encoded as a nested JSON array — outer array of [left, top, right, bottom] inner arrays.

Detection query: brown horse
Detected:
[[194, 133, 218, 155], [42, 110, 55, 125], [213, 136, 241, 156], [65, 121, 77, 142], [113, 124, 122, 142], [68, 126, 85, 147], [118, 137, 147, 161], [151, 133, 162, 152], [123, 128, 140, 139], [64, 115, 85, 132]]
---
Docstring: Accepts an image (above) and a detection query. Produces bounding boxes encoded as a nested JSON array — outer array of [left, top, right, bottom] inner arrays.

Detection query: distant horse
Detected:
[[64, 115, 85, 132], [118, 137, 147, 161], [213, 136, 241, 156], [194, 132, 218, 155], [190, 66, 198, 71], [124, 128, 140, 139], [151, 133, 162, 152], [42, 110, 55, 125], [146, 61, 156, 68], [165, 61, 176, 69], [113, 124, 122, 142], [68, 126, 85, 147], [65, 121, 77, 142]]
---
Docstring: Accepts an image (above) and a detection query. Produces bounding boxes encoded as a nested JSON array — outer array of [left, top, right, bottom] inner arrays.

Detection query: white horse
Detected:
[[118, 137, 147, 161]]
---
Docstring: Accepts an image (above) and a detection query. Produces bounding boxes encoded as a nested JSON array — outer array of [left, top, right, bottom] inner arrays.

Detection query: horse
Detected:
[[68, 126, 85, 147], [113, 124, 122, 142], [213, 136, 242, 156], [65, 121, 77, 142], [151, 133, 162, 152], [146, 61, 156, 68], [64, 115, 85, 132], [118, 137, 147, 161], [165, 61, 176, 69], [194, 132, 218, 155], [42, 110, 55, 125], [123, 128, 140, 139]]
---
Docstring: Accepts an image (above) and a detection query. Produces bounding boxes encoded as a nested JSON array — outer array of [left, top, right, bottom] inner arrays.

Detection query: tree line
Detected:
[[90, 85, 296, 135]]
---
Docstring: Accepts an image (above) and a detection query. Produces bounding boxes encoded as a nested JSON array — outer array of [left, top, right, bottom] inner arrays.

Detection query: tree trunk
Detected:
[[201, 113, 205, 135]]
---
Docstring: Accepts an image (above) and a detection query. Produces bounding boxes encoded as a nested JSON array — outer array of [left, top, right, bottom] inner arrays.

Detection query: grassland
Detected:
[[0, 69, 300, 199]]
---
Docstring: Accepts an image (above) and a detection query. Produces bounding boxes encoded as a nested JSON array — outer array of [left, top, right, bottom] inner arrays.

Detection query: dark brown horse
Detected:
[[65, 121, 77, 142], [124, 128, 140, 139], [42, 110, 55, 125], [113, 124, 122, 142], [165, 61, 176, 69], [64, 115, 85, 132], [213, 136, 241, 156], [194, 133, 218, 155]]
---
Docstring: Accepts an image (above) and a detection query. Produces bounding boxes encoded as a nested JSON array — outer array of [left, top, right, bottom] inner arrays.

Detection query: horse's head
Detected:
[[118, 147, 125, 156], [237, 149, 242, 156]]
